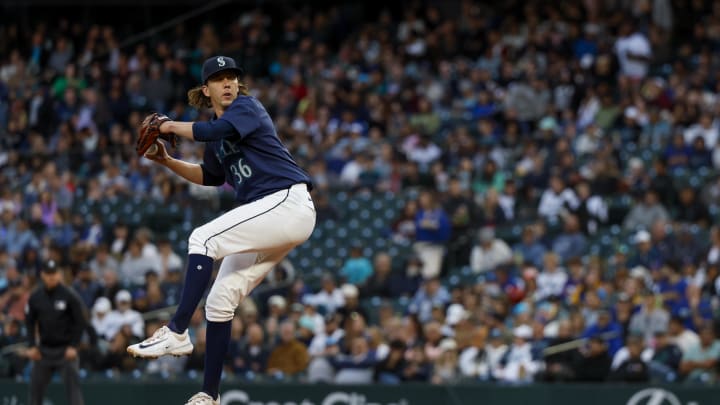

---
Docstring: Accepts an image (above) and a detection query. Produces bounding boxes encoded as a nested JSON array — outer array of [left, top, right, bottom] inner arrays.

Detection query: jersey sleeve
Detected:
[[200, 145, 226, 186], [217, 99, 261, 138], [192, 119, 237, 142]]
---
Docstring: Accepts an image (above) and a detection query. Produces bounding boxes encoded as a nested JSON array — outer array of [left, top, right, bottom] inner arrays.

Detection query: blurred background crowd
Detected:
[[3, 0, 720, 386]]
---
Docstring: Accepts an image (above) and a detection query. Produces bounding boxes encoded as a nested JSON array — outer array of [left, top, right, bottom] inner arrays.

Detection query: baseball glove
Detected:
[[136, 113, 176, 156]]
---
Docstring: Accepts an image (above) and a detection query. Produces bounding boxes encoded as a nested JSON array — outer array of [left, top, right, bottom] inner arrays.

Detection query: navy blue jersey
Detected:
[[192, 96, 312, 204]]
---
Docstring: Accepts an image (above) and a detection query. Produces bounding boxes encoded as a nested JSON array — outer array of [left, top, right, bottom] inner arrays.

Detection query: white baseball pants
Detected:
[[188, 183, 315, 322]]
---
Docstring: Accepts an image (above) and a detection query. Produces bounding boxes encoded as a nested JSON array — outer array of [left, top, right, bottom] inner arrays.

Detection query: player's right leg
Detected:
[[199, 247, 294, 403]]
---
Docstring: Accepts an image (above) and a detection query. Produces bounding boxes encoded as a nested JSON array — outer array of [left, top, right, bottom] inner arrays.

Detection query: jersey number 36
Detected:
[[230, 159, 253, 184]]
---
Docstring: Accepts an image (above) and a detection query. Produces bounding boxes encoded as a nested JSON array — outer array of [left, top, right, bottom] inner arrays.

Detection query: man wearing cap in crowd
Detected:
[[627, 229, 662, 269], [649, 328, 683, 382], [336, 284, 369, 323], [91, 296, 114, 341], [104, 289, 145, 341], [582, 309, 624, 356], [25, 260, 86, 405], [470, 226, 512, 274], [304, 273, 345, 314], [443, 303, 470, 337], [493, 325, 541, 383]]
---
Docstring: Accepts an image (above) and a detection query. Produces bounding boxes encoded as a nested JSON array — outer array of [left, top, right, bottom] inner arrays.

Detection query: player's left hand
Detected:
[[137, 112, 176, 156]]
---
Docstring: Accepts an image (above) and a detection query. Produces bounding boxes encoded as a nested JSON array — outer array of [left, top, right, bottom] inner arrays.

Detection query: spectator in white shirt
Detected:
[[494, 325, 541, 383], [309, 313, 346, 357], [459, 326, 491, 379], [535, 252, 568, 302], [104, 290, 145, 340], [307, 313, 346, 383], [683, 113, 718, 149], [470, 226, 513, 274], [538, 175, 579, 221], [134, 227, 160, 260], [668, 316, 700, 355], [404, 133, 442, 171], [575, 123, 603, 157], [339, 153, 367, 187], [305, 274, 345, 314], [461, 328, 508, 380], [88, 244, 119, 280], [157, 239, 182, 280], [119, 239, 161, 285], [90, 296, 114, 341], [614, 20, 652, 80], [611, 334, 654, 371]]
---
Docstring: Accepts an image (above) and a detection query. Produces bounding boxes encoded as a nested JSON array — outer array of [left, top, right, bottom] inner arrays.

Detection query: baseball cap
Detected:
[[115, 290, 132, 304], [439, 338, 458, 352], [446, 304, 469, 326], [41, 260, 59, 274], [341, 284, 359, 298], [634, 230, 651, 244], [513, 325, 533, 340], [268, 295, 287, 310], [201, 56, 244, 84], [93, 297, 112, 314], [478, 226, 495, 243], [539, 116, 558, 131]]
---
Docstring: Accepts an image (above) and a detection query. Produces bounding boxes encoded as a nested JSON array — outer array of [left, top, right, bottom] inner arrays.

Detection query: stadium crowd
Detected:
[[3, 0, 720, 386]]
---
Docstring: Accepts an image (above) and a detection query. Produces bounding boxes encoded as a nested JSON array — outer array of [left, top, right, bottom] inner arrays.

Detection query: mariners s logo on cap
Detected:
[[201, 55, 244, 84]]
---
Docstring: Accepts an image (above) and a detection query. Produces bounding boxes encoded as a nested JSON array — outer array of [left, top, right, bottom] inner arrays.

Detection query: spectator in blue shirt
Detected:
[[688, 136, 713, 169], [340, 244, 373, 286], [413, 190, 451, 279], [409, 277, 450, 323], [72, 264, 102, 309], [664, 132, 691, 171], [656, 264, 689, 316], [583, 309, 624, 356], [552, 214, 587, 263], [513, 225, 547, 269], [4, 219, 40, 258]]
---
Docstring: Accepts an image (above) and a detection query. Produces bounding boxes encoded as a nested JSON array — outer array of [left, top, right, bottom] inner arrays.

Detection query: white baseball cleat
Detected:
[[185, 392, 219, 405], [126, 325, 193, 358]]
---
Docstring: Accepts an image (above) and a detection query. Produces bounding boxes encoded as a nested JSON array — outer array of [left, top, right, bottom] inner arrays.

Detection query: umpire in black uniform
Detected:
[[25, 259, 86, 405]]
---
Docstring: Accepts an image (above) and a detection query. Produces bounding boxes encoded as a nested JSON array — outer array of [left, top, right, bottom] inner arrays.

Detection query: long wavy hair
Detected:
[[187, 82, 250, 109]]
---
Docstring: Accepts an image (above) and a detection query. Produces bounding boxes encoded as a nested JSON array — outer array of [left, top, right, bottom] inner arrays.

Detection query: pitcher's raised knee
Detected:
[[205, 291, 236, 323], [188, 225, 220, 259]]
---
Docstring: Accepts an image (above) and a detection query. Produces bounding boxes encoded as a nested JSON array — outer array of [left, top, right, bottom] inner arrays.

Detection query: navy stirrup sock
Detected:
[[202, 320, 232, 400], [168, 254, 214, 333]]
